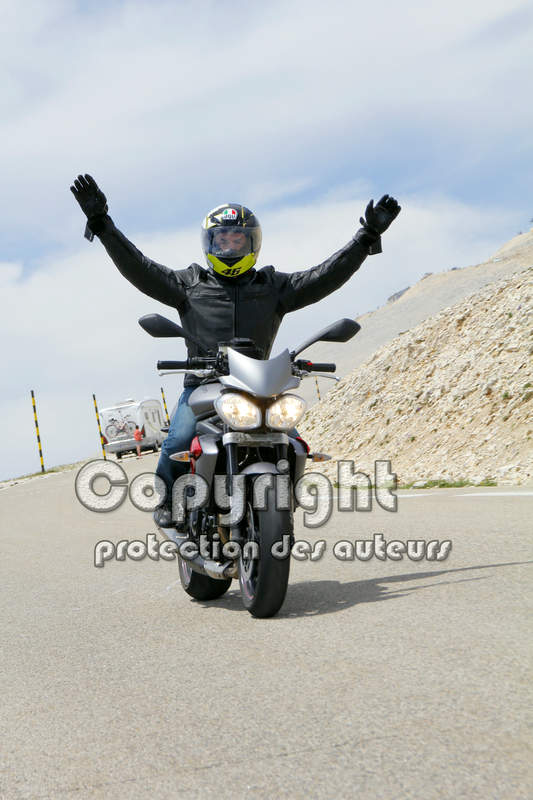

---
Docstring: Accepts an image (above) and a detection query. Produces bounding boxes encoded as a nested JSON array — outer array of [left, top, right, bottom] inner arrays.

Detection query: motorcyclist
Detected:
[[70, 174, 401, 527]]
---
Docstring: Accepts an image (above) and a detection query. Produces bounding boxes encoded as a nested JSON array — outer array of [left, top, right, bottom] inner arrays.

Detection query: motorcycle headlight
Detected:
[[266, 394, 307, 431], [215, 393, 262, 430]]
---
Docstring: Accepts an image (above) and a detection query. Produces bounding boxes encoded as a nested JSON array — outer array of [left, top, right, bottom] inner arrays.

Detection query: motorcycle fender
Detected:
[[239, 462, 296, 515], [239, 462, 280, 476]]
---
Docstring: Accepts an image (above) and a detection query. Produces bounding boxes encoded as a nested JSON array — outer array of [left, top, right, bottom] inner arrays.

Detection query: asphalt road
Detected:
[[1, 454, 532, 799]]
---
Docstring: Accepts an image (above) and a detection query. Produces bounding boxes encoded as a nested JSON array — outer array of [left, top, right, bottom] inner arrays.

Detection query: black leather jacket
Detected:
[[94, 216, 379, 386]]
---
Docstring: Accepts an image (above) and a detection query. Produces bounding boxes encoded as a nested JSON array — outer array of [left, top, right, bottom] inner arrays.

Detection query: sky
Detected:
[[1, 0, 532, 480]]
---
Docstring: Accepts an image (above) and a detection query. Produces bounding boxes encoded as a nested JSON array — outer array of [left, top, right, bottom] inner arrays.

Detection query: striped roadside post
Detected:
[[315, 377, 321, 402], [160, 386, 171, 425], [30, 390, 45, 473], [92, 393, 107, 460]]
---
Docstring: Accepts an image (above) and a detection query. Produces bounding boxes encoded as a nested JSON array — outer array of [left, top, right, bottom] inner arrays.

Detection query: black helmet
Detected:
[[201, 203, 262, 278]]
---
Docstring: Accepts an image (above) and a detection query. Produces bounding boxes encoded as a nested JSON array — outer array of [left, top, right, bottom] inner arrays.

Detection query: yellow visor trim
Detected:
[[208, 253, 256, 277]]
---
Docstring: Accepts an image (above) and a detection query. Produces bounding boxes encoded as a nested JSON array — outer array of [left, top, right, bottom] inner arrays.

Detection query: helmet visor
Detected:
[[209, 227, 254, 259]]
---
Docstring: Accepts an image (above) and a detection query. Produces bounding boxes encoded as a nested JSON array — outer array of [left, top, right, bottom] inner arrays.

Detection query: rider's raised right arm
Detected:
[[90, 216, 187, 307]]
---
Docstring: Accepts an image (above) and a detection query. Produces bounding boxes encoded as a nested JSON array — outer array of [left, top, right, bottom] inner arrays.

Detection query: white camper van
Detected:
[[100, 398, 166, 459]]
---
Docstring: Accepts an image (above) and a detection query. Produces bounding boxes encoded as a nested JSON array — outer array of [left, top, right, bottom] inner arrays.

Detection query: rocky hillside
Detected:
[[298, 227, 533, 409], [299, 266, 533, 486]]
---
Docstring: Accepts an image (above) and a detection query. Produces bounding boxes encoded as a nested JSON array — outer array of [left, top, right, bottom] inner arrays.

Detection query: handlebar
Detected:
[[157, 360, 190, 370], [157, 357, 215, 370], [294, 360, 337, 373], [157, 356, 337, 374], [309, 363, 336, 373]]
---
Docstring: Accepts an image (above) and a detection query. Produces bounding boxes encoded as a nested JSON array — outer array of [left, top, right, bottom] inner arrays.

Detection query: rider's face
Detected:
[[213, 229, 248, 253]]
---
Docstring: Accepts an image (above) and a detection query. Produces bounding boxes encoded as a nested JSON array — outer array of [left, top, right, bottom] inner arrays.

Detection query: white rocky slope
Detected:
[[299, 265, 533, 486], [298, 228, 533, 408]]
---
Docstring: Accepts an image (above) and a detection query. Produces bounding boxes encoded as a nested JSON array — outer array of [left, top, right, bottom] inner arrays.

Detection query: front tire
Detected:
[[239, 489, 292, 618], [178, 556, 231, 601]]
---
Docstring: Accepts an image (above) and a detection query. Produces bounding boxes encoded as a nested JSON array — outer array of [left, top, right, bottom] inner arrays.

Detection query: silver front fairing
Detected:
[[189, 382, 223, 416], [220, 348, 300, 397]]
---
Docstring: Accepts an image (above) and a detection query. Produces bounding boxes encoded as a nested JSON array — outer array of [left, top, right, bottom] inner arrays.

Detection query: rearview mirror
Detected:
[[138, 314, 186, 338], [138, 313, 211, 354], [292, 318, 361, 357]]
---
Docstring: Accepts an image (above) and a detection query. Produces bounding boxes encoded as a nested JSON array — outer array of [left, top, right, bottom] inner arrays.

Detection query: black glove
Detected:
[[360, 194, 401, 235], [70, 174, 109, 241]]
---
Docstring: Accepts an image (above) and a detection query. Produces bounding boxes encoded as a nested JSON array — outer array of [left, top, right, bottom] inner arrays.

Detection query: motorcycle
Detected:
[[139, 313, 360, 617]]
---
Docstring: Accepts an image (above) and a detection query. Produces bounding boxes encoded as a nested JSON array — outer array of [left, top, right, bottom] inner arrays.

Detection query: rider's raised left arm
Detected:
[[277, 229, 378, 313], [277, 194, 401, 313]]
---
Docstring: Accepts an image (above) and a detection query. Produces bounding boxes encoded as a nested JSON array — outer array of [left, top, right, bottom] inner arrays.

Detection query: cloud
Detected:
[[246, 178, 315, 208], [464, 3, 533, 46], [1, 0, 531, 259], [0, 262, 23, 287]]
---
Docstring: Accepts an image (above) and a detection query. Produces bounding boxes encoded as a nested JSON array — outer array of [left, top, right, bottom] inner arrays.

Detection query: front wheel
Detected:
[[178, 556, 231, 601], [239, 489, 293, 618]]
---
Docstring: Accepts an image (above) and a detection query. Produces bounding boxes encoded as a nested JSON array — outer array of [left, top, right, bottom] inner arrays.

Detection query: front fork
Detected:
[[224, 441, 291, 545], [225, 443, 238, 497], [224, 443, 243, 545]]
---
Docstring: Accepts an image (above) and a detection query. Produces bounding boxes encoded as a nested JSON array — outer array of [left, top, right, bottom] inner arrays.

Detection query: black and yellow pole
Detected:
[[92, 393, 107, 460], [315, 377, 321, 402], [160, 386, 171, 425], [30, 390, 45, 473]]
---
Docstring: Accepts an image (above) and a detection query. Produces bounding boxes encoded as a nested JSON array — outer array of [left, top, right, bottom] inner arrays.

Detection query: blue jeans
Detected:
[[156, 387, 197, 497]]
